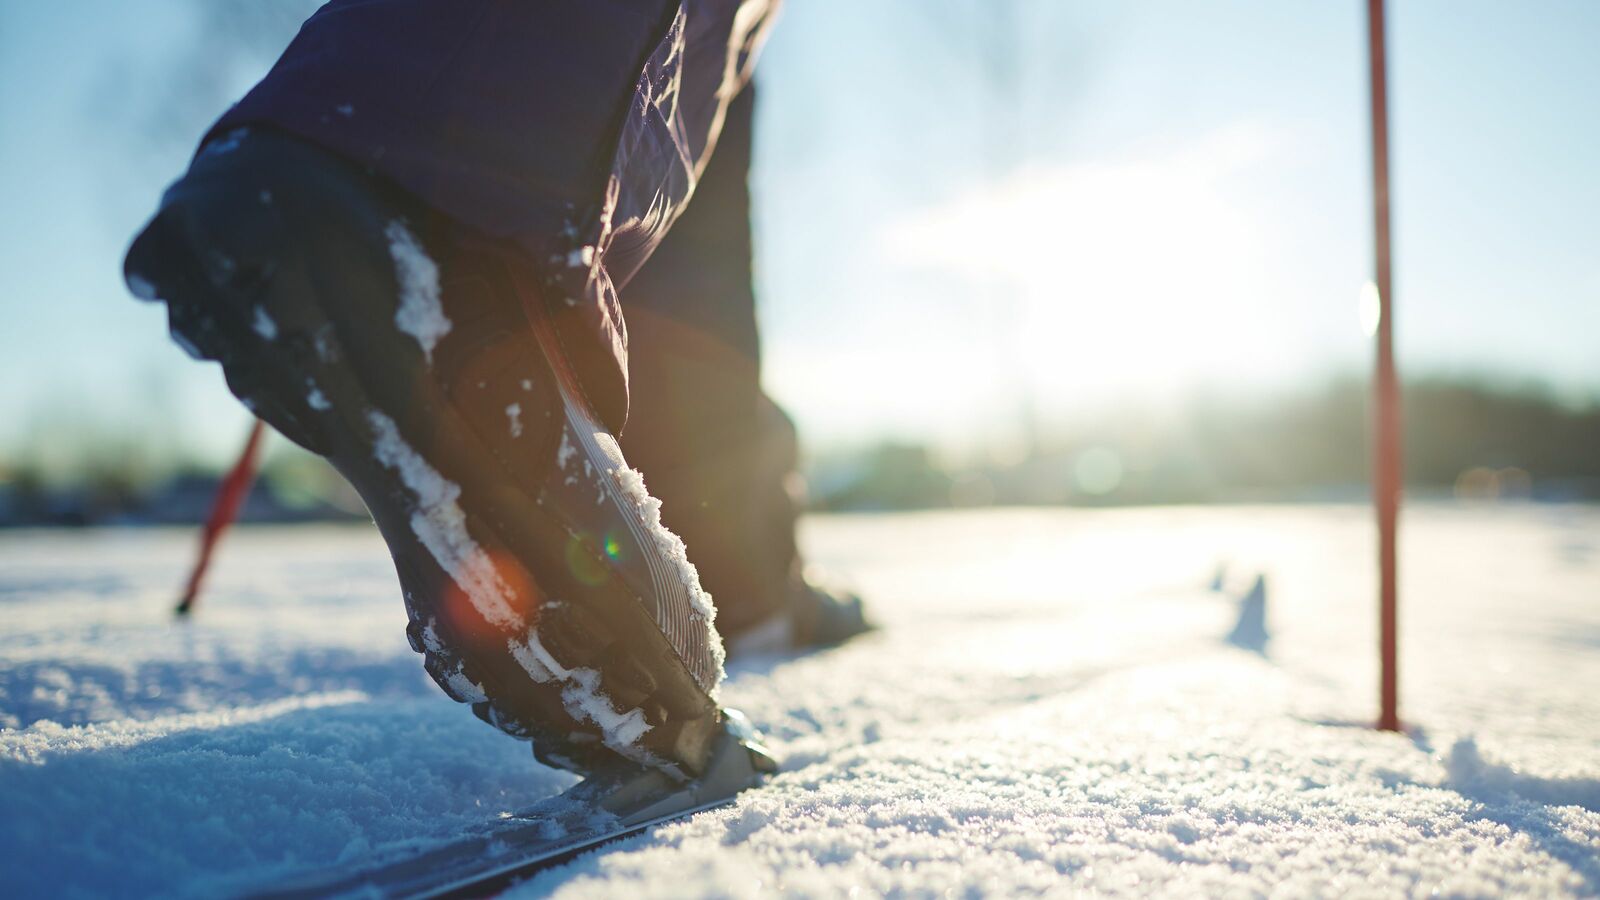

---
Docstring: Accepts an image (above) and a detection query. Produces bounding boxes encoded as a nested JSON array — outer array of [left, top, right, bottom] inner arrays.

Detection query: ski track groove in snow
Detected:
[[1, 506, 1598, 897]]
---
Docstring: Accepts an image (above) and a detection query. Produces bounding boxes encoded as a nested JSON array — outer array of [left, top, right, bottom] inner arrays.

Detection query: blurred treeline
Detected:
[[806, 375, 1600, 511], [1, 373, 1597, 526], [0, 442, 364, 527]]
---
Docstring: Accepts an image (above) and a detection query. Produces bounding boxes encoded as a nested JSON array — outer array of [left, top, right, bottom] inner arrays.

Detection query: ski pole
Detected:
[[1367, 0, 1402, 732], [176, 419, 266, 616]]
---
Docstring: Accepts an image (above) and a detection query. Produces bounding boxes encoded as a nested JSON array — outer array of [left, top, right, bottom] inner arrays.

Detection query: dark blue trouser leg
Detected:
[[205, 1, 795, 634], [622, 88, 800, 636], [209, 0, 779, 432]]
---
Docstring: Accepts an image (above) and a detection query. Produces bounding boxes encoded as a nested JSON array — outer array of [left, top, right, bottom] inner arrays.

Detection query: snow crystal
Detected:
[[335, 103, 355, 118], [385, 221, 450, 362], [306, 382, 330, 411], [566, 246, 595, 269], [520, 379, 533, 392], [252, 306, 278, 340], [506, 403, 523, 438], [365, 410, 517, 628]]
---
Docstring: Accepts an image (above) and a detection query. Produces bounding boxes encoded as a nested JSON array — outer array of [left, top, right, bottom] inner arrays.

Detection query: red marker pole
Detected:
[[1367, 0, 1402, 732], [176, 419, 267, 616]]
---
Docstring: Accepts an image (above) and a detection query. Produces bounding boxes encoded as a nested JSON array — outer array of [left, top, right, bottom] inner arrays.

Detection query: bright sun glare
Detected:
[[883, 125, 1294, 421]]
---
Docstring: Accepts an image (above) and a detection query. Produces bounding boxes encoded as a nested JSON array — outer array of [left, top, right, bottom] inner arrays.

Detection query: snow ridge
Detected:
[[1, 692, 366, 766]]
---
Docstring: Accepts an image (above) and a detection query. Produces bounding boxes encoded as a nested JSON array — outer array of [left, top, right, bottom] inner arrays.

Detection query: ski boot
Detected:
[[726, 575, 872, 658], [124, 127, 771, 784]]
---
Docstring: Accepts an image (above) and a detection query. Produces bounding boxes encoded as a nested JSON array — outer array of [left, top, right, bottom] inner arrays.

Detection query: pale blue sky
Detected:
[[1, 1, 1596, 468]]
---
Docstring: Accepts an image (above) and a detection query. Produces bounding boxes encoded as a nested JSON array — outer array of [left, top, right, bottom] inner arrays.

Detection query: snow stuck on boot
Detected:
[[509, 634, 656, 766], [385, 220, 451, 362], [552, 401, 728, 697], [610, 459, 726, 695], [366, 410, 519, 629]]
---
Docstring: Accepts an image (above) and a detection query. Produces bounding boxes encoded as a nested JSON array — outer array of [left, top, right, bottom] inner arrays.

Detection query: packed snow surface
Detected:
[[2, 505, 1598, 897]]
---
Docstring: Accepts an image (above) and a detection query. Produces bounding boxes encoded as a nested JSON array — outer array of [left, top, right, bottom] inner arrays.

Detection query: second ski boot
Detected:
[[725, 575, 872, 658], [124, 128, 771, 783]]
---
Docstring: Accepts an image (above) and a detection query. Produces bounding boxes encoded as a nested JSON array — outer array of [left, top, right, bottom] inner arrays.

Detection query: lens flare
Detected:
[[566, 533, 612, 587], [440, 546, 540, 649]]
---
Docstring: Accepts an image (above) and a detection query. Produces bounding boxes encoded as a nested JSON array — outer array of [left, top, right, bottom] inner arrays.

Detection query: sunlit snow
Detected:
[[1, 505, 1596, 897]]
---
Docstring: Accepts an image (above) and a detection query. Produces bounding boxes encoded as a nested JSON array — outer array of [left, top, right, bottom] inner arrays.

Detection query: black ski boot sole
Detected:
[[125, 131, 727, 779]]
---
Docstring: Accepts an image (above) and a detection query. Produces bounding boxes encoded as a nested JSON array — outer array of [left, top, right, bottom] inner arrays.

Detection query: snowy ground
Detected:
[[2, 504, 1598, 897]]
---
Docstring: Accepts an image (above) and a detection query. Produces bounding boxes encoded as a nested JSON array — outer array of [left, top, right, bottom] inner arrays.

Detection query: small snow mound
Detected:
[[1445, 736, 1501, 792], [1445, 736, 1600, 812], [1225, 574, 1269, 652], [385, 220, 450, 361]]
